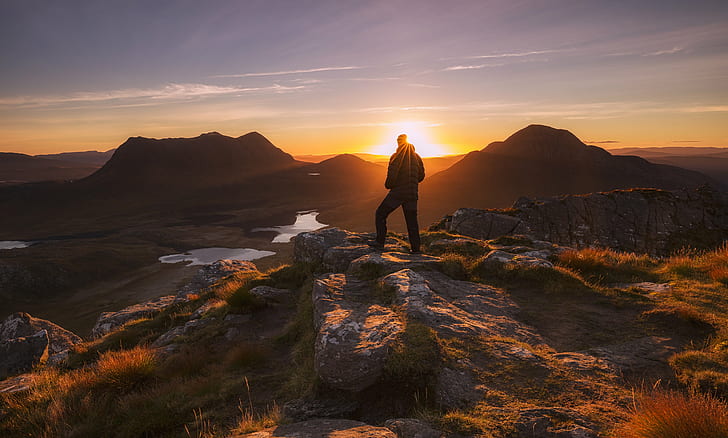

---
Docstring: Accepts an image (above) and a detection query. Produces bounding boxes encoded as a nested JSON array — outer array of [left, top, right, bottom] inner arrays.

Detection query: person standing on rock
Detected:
[[371, 134, 425, 253]]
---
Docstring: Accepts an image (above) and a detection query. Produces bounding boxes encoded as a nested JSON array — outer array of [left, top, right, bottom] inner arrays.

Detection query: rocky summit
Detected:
[[435, 185, 728, 256], [1, 219, 724, 436]]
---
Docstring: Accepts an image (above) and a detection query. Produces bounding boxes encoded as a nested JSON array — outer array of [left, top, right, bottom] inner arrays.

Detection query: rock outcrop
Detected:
[[0, 312, 82, 366], [0, 330, 49, 379], [92, 260, 258, 338], [297, 228, 620, 436], [437, 186, 728, 255], [313, 273, 404, 391]]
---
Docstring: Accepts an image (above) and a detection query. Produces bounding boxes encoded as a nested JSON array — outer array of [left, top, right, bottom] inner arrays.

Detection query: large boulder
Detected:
[[293, 228, 407, 272], [312, 273, 404, 391], [0, 330, 49, 379], [444, 208, 528, 240], [0, 312, 82, 364], [233, 418, 397, 438]]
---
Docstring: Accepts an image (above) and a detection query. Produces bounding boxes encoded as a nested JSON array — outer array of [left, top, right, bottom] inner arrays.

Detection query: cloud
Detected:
[[643, 46, 684, 56], [463, 49, 565, 60], [0, 83, 305, 107], [671, 140, 701, 143], [443, 64, 496, 71], [681, 105, 728, 113], [588, 140, 620, 144], [211, 66, 362, 78]]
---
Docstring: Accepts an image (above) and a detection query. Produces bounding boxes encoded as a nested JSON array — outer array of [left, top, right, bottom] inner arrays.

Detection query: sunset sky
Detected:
[[1, 0, 727, 156]]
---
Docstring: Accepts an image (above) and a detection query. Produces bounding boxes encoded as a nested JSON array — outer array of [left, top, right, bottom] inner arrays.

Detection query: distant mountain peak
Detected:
[[483, 124, 609, 161], [84, 131, 297, 189]]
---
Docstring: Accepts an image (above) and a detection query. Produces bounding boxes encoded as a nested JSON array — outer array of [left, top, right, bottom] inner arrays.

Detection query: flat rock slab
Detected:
[[235, 419, 396, 438], [313, 273, 404, 391], [383, 269, 543, 343], [348, 252, 442, 277]]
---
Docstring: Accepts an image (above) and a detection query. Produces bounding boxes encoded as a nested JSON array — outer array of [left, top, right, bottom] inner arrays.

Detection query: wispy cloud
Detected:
[[671, 140, 700, 143], [211, 66, 362, 78], [463, 49, 565, 60], [643, 46, 684, 56], [681, 105, 728, 113], [587, 140, 620, 144], [0, 83, 305, 107], [443, 64, 501, 71]]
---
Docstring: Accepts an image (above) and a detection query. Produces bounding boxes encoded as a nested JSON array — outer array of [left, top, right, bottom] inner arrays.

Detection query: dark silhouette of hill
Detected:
[[608, 147, 728, 185], [419, 125, 718, 225], [81, 131, 300, 191], [610, 146, 728, 158], [36, 149, 115, 166], [295, 153, 464, 176], [0, 152, 99, 185]]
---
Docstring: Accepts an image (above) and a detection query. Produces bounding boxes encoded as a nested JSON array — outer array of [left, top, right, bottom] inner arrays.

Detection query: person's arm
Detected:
[[385, 154, 400, 189], [417, 155, 425, 182]]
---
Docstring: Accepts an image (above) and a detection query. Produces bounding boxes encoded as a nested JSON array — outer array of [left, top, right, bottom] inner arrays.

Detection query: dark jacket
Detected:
[[385, 143, 425, 201]]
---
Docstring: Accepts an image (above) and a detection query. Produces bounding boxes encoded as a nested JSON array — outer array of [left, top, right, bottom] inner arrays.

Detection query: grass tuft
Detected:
[[95, 346, 158, 391], [557, 247, 657, 284], [615, 390, 728, 438], [384, 321, 441, 389]]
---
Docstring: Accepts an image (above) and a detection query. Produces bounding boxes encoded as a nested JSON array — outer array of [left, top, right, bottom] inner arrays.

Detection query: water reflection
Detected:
[[159, 247, 275, 266], [0, 241, 30, 250], [252, 210, 328, 243]]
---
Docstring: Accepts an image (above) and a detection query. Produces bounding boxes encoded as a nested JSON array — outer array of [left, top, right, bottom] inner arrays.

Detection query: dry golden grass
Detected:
[[95, 346, 158, 390], [662, 243, 728, 283], [233, 401, 282, 434], [615, 390, 728, 438], [557, 247, 657, 284]]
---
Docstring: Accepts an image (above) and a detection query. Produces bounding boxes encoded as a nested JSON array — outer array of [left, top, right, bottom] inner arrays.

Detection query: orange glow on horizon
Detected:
[[368, 121, 451, 158]]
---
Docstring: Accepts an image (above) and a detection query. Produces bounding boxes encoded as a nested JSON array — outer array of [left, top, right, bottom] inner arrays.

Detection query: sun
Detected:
[[369, 121, 449, 158]]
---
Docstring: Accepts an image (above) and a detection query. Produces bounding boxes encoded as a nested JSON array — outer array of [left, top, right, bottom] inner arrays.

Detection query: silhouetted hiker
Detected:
[[371, 134, 425, 253]]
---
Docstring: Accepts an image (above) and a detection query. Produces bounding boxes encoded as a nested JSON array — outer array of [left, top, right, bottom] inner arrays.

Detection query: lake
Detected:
[[252, 210, 328, 243], [159, 247, 276, 266], [0, 241, 30, 250]]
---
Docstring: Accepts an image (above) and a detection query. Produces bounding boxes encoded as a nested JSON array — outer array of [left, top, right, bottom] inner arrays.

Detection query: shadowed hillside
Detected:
[[419, 125, 718, 225], [610, 146, 728, 185], [36, 149, 116, 166], [0, 153, 100, 186], [83, 131, 301, 190]]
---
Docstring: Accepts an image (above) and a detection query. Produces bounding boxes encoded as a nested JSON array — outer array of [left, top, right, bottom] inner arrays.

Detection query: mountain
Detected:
[[0, 152, 99, 185], [419, 125, 719, 224], [608, 147, 728, 185], [36, 149, 116, 166], [609, 146, 728, 158], [295, 153, 465, 177], [82, 131, 300, 190]]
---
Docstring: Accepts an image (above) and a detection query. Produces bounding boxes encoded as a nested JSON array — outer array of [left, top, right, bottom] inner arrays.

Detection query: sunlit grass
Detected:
[[615, 390, 728, 438]]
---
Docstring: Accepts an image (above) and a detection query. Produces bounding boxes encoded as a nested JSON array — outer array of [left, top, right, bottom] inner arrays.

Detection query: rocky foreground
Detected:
[[2, 187, 725, 437]]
